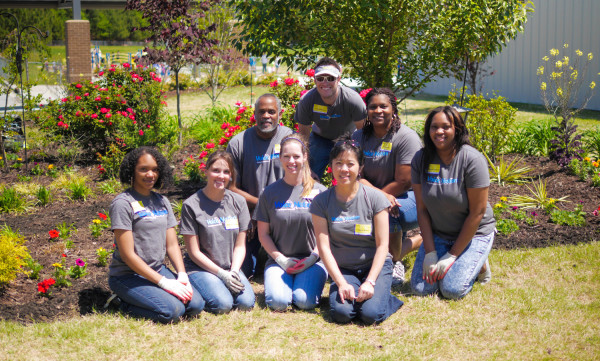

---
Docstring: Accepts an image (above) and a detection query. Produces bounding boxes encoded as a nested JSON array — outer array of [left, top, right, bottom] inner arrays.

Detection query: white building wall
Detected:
[[421, 0, 600, 110]]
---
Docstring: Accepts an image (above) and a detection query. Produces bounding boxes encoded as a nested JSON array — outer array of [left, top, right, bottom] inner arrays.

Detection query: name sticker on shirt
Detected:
[[303, 189, 321, 200], [224, 218, 239, 230], [274, 143, 281, 154], [130, 200, 145, 214], [427, 164, 440, 174], [354, 224, 372, 236], [313, 104, 328, 114], [380, 142, 392, 152]]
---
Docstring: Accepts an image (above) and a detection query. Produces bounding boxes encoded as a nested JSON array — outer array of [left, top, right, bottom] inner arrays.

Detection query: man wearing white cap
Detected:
[[295, 57, 367, 179]]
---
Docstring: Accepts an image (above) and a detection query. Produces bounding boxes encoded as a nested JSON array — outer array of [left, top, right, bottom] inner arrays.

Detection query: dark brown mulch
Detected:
[[0, 153, 598, 323]]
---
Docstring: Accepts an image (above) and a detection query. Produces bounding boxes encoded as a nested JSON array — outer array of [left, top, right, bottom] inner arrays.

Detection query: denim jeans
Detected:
[[389, 191, 419, 236], [241, 233, 266, 278], [264, 261, 328, 311], [108, 265, 205, 324], [411, 231, 494, 300], [309, 132, 335, 180], [188, 269, 255, 314], [329, 258, 403, 324]]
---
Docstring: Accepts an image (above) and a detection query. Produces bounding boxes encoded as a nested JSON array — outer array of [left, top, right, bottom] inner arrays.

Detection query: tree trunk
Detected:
[[176, 70, 182, 145]]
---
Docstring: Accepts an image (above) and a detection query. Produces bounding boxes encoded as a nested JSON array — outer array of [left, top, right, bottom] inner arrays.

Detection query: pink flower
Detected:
[[139, 130, 144, 136], [235, 101, 242, 106], [76, 83, 82, 88], [75, 95, 82, 100], [98, 71, 104, 76], [300, 90, 308, 97], [129, 114, 135, 120], [305, 69, 315, 77], [61, 98, 68, 102], [284, 78, 295, 86], [237, 107, 247, 114], [91, 114, 98, 119], [359, 88, 373, 100], [221, 122, 230, 129], [219, 137, 227, 145], [270, 80, 278, 88], [250, 115, 255, 123], [105, 113, 112, 118], [235, 116, 241, 122], [94, 96, 102, 101], [199, 150, 208, 158], [100, 108, 109, 113], [593, 210, 598, 216], [206, 143, 215, 149], [123, 62, 130, 68], [75, 258, 85, 267], [58, 115, 64, 120], [57, 121, 64, 127], [146, 124, 151, 129], [332, 178, 338, 186], [84, 92, 89, 96], [127, 108, 134, 113]]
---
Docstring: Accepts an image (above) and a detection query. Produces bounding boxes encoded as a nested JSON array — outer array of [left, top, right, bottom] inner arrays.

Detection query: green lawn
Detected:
[[1, 242, 598, 360]]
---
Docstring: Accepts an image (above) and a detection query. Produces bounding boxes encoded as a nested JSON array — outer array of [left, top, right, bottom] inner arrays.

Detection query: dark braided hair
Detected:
[[362, 88, 401, 139], [119, 146, 173, 189]]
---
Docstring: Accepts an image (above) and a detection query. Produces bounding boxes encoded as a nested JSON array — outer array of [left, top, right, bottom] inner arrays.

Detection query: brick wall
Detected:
[[65, 20, 92, 83]]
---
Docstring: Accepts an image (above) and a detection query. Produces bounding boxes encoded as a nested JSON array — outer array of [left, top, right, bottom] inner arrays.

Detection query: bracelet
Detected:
[[366, 278, 376, 287]]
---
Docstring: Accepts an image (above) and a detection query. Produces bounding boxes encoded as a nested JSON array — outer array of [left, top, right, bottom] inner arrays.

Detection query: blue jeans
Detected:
[[241, 233, 263, 278], [189, 269, 255, 314], [108, 265, 205, 324], [264, 261, 328, 311], [411, 231, 494, 300], [389, 191, 419, 236], [309, 132, 334, 180], [329, 258, 403, 325]]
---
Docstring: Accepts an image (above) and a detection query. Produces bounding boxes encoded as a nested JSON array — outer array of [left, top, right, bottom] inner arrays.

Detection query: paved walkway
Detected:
[[1, 84, 64, 111]]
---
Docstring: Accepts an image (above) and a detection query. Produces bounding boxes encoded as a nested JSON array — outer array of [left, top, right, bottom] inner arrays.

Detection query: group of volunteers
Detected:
[[106, 57, 495, 325]]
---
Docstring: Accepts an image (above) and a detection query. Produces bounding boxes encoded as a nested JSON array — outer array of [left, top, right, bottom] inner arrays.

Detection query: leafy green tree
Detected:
[[232, 0, 533, 101]]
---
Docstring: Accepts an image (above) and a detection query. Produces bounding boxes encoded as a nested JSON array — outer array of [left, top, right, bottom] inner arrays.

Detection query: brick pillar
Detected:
[[65, 20, 91, 83]]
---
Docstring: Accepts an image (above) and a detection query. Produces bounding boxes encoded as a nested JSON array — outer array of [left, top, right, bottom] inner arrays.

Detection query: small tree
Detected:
[[538, 44, 598, 167], [126, 0, 219, 144]]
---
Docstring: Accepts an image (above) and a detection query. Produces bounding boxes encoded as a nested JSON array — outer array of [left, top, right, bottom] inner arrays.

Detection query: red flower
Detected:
[[199, 162, 206, 170], [98, 71, 104, 76], [359, 88, 373, 100], [199, 150, 208, 158], [221, 122, 230, 130], [326, 166, 332, 173], [91, 114, 98, 119], [270, 80, 278, 88], [105, 113, 112, 119], [305, 69, 315, 77], [250, 115, 255, 123], [98, 212, 107, 220], [284, 78, 295, 86], [235, 101, 242, 106], [206, 143, 215, 149], [237, 107, 247, 114], [123, 62, 130, 68], [48, 229, 59, 239], [84, 92, 89, 96], [332, 178, 338, 186], [94, 96, 102, 101], [235, 116, 241, 122], [300, 90, 308, 97], [38, 278, 56, 294], [294, 124, 299, 131], [76, 83, 82, 88], [139, 130, 144, 136], [61, 97, 68, 102], [62, 253, 67, 257], [75, 95, 82, 100], [219, 137, 227, 145], [100, 107, 109, 113]]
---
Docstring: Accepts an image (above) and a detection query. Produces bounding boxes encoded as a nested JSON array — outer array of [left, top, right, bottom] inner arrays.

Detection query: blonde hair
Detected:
[[280, 134, 315, 197]]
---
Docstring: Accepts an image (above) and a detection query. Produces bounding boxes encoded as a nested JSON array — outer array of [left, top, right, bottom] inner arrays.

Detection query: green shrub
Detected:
[[98, 178, 123, 194], [549, 205, 586, 226], [23, 258, 43, 280], [582, 127, 600, 159], [36, 186, 53, 206], [67, 177, 93, 201], [496, 218, 519, 235], [486, 154, 532, 185], [0, 187, 29, 214], [97, 143, 126, 179], [506, 118, 554, 156], [0, 225, 30, 286]]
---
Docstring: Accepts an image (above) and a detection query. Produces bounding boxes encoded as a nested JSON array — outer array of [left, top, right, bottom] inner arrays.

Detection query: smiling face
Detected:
[[429, 111, 456, 152], [205, 158, 231, 191], [133, 153, 158, 195], [254, 96, 280, 138], [314, 74, 341, 103], [332, 150, 361, 186], [367, 94, 394, 130], [280, 140, 305, 177]]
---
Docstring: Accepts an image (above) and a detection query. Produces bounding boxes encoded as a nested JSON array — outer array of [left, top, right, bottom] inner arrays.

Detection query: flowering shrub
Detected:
[[96, 247, 114, 267], [36, 63, 168, 154], [567, 157, 599, 182], [37, 278, 56, 296], [0, 227, 31, 285], [89, 212, 111, 238], [52, 256, 71, 287], [549, 204, 586, 227], [269, 71, 314, 130], [68, 258, 88, 279]]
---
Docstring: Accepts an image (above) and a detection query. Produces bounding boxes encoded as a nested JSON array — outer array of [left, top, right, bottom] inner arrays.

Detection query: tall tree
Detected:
[[232, 0, 533, 101], [126, 0, 219, 144]]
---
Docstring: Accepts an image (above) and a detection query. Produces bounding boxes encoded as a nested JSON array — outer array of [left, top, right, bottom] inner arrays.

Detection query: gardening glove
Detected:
[[286, 253, 319, 274], [275, 254, 300, 271], [432, 252, 457, 281], [177, 272, 194, 296], [423, 251, 438, 284], [158, 276, 193, 303], [217, 269, 245, 295]]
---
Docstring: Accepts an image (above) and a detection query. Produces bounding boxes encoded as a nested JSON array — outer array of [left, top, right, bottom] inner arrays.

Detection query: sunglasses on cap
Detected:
[[315, 75, 337, 82]]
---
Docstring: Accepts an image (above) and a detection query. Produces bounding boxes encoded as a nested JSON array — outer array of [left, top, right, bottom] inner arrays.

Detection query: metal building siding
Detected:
[[421, 0, 600, 110]]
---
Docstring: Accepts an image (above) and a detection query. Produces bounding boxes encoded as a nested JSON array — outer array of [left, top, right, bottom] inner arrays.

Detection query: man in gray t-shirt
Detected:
[[295, 57, 367, 179], [226, 93, 292, 276]]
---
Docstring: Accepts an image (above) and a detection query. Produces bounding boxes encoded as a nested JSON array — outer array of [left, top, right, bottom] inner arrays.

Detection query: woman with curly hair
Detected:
[[180, 150, 255, 314], [352, 88, 423, 285], [410, 106, 495, 299], [107, 147, 204, 323]]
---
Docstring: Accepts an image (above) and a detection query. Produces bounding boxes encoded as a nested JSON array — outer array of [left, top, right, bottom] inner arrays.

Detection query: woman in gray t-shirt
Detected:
[[108, 147, 204, 323], [255, 135, 328, 311], [410, 106, 496, 300], [180, 151, 255, 314], [310, 135, 403, 324]]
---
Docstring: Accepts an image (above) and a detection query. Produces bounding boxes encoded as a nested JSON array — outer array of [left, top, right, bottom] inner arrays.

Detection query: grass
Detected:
[[0, 242, 598, 360]]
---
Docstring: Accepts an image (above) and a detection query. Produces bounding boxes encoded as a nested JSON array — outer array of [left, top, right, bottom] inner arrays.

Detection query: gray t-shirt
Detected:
[[353, 125, 422, 189], [309, 183, 391, 270], [226, 125, 293, 198], [254, 179, 327, 266], [109, 189, 178, 277], [294, 84, 367, 140], [411, 145, 496, 240], [180, 189, 251, 271]]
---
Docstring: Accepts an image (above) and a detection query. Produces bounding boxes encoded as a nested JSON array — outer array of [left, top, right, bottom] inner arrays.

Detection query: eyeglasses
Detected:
[[315, 75, 337, 82]]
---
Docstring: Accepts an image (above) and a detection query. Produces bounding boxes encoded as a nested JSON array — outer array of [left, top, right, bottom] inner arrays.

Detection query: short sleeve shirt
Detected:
[[309, 184, 391, 270], [294, 84, 367, 140], [226, 125, 293, 198], [179, 189, 250, 271], [411, 145, 496, 240], [109, 189, 178, 277], [353, 125, 422, 189], [254, 179, 327, 265]]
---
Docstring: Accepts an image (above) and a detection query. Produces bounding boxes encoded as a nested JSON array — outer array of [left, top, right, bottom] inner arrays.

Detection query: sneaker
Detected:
[[103, 293, 121, 309], [477, 258, 492, 284], [392, 261, 405, 285]]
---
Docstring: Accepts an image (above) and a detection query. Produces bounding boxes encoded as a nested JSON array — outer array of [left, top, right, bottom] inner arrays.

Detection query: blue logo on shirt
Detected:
[[255, 153, 280, 163], [363, 150, 390, 158], [331, 215, 360, 223], [274, 201, 311, 210], [137, 209, 168, 218], [426, 176, 458, 184]]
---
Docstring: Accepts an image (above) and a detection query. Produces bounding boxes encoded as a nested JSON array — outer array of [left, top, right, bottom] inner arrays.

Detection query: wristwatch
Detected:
[[366, 278, 376, 287]]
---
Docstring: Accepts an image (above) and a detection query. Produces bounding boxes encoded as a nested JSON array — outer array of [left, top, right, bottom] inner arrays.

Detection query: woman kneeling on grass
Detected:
[[410, 106, 495, 299], [255, 134, 328, 311], [108, 147, 204, 323], [310, 134, 403, 324], [180, 151, 255, 313]]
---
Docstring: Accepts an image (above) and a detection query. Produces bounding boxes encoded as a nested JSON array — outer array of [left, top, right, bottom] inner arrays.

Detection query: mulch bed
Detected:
[[0, 153, 598, 323]]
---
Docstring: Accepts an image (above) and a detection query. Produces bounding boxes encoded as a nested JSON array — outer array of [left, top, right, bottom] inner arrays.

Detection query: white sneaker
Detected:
[[477, 258, 491, 285], [392, 261, 405, 285]]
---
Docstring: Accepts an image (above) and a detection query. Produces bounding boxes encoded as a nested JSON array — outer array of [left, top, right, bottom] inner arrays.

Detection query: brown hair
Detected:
[[280, 134, 315, 197], [205, 150, 236, 189]]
